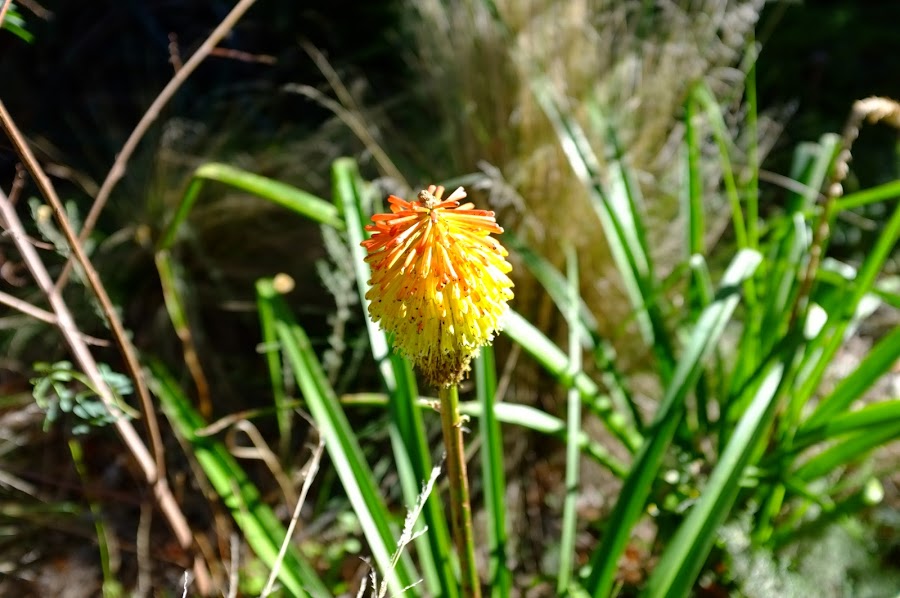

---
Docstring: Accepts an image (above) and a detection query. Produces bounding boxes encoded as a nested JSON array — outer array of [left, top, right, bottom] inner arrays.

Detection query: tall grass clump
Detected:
[[394, 0, 768, 348]]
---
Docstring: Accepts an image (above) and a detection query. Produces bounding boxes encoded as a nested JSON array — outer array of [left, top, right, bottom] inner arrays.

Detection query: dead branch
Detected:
[[0, 185, 211, 594]]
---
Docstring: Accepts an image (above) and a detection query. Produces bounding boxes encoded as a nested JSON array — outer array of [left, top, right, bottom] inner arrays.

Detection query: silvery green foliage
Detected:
[[721, 515, 900, 598], [31, 361, 134, 434], [317, 225, 360, 386]]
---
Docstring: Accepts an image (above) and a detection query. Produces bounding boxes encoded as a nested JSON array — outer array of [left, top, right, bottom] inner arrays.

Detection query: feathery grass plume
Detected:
[[402, 0, 768, 358], [362, 185, 514, 386]]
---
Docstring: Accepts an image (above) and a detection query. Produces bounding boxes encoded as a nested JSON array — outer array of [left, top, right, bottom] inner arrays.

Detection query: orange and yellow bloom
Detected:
[[361, 185, 514, 386]]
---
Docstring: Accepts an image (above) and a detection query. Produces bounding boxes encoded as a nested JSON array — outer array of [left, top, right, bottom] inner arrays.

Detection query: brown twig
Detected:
[[209, 46, 276, 64], [790, 97, 900, 330], [8, 164, 26, 205], [260, 435, 325, 598], [14, 0, 52, 20], [0, 99, 167, 478], [168, 33, 183, 73], [0, 289, 110, 346], [55, 0, 259, 291], [156, 250, 212, 416], [0, 185, 211, 594]]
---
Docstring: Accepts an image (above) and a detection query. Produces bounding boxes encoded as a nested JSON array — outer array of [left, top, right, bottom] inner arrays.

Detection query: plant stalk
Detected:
[[439, 384, 481, 597]]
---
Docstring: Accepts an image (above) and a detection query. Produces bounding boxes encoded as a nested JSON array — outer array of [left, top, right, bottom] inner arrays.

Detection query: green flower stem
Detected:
[[439, 383, 481, 597]]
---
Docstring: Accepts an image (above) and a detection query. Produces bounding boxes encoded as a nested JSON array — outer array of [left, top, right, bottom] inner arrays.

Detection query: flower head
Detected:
[[361, 185, 514, 386]]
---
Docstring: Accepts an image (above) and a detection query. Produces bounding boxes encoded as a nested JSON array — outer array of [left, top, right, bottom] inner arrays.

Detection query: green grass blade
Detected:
[[834, 179, 900, 212], [557, 245, 583, 594], [503, 309, 641, 453], [793, 399, 900, 452], [332, 158, 393, 374], [691, 83, 747, 250], [385, 354, 452, 596], [150, 361, 325, 597], [503, 231, 598, 347], [462, 401, 627, 477], [744, 54, 760, 251], [683, 93, 705, 260], [771, 478, 885, 549], [2, 5, 34, 43], [532, 78, 675, 380], [729, 212, 803, 401], [264, 291, 417, 594], [341, 394, 628, 476], [804, 319, 900, 429], [793, 420, 900, 482], [749, 132, 834, 374], [504, 230, 640, 430], [475, 346, 512, 598], [591, 106, 676, 382], [256, 279, 293, 460], [643, 363, 785, 598], [332, 157, 456, 597], [159, 162, 343, 250], [583, 249, 761, 597], [791, 134, 842, 211]]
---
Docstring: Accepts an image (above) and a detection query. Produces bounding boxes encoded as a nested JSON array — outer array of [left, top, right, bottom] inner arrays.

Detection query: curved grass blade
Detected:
[[792, 420, 900, 483], [771, 478, 884, 549], [790, 399, 900, 455], [803, 325, 900, 429], [341, 394, 628, 477], [834, 179, 900, 212], [504, 230, 639, 430], [159, 162, 343, 250], [256, 279, 292, 460], [690, 83, 747, 250], [503, 231, 597, 347], [793, 198, 900, 419]]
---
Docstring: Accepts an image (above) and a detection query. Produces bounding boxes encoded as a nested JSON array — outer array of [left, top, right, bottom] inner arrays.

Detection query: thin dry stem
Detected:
[[0, 289, 110, 346], [228, 419, 298, 506], [156, 250, 212, 416], [16, 0, 52, 20], [136, 502, 153, 598], [226, 533, 240, 598], [286, 82, 408, 190], [0, 186, 211, 593], [791, 96, 900, 328], [260, 437, 325, 598], [300, 42, 408, 188], [0, 99, 167, 478]]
